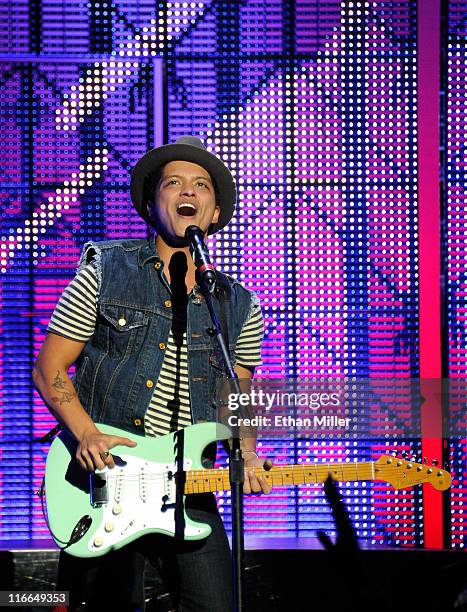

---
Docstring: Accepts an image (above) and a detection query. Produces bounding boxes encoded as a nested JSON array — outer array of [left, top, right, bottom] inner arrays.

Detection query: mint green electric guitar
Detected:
[[44, 422, 451, 558]]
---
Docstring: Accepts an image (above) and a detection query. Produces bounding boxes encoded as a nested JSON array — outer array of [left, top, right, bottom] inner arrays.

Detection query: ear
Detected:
[[146, 202, 159, 230], [211, 205, 221, 225], [147, 201, 155, 221]]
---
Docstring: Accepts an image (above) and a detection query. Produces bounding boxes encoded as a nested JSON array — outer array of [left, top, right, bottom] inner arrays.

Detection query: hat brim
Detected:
[[130, 143, 236, 234]]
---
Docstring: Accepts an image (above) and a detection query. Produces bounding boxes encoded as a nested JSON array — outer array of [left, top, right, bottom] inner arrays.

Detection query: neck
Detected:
[[155, 235, 197, 288]]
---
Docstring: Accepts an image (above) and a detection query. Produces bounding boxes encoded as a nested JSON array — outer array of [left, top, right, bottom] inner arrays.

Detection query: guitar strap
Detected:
[[36, 422, 62, 442], [215, 271, 231, 367]]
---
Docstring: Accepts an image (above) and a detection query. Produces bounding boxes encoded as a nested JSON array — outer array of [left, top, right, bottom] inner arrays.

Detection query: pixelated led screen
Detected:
[[0, 1, 463, 550], [445, 0, 467, 551]]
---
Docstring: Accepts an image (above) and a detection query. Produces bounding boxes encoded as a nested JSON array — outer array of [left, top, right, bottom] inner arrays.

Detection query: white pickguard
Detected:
[[87, 455, 206, 553]]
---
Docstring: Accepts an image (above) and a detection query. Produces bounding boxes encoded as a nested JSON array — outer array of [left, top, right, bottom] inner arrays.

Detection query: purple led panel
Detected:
[[292, 3, 421, 544], [444, 0, 467, 550], [164, 1, 422, 544], [0, 45, 162, 538], [0, 0, 433, 547], [0, 0, 31, 53]]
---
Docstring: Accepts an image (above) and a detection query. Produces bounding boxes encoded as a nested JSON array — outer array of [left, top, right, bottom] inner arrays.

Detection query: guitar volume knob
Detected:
[[93, 537, 103, 548], [105, 522, 114, 532], [112, 504, 122, 515]]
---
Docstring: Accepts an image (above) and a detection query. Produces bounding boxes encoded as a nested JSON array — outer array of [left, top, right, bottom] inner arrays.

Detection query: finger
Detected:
[[76, 453, 88, 471], [95, 456, 106, 470], [317, 530, 334, 551], [113, 436, 137, 448], [243, 470, 251, 494], [104, 453, 116, 469], [79, 449, 95, 472], [259, 475, 272, 494], [89, 449, 106, 471], [248, 470, 262, 494], [97, 450, 111, 470]]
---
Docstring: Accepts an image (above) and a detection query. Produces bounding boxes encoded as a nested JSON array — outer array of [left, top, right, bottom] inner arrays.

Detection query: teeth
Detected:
[[177, 203, 196, 211], [176, 202, 197, 217]]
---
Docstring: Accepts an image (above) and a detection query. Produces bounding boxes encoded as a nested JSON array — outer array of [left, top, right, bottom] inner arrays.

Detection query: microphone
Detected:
[[184, 225, 217, 293]]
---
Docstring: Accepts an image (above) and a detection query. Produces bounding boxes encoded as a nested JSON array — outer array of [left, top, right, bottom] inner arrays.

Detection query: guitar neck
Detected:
[[184, 462, 376, 494]]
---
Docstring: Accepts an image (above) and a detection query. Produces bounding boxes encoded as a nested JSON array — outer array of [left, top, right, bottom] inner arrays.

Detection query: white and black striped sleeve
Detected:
[[47, 264, 98, 342], [234, 300, 263, 367]]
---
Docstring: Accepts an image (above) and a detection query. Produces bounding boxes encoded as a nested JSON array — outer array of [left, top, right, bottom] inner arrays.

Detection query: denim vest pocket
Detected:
[[98, 302, 150, 359]]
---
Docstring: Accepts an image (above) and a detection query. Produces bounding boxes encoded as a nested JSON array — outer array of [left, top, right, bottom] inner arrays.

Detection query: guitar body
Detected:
[[45, 422, 231, 558]]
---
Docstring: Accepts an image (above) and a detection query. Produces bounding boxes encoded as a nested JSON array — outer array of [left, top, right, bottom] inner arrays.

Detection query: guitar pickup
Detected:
[[90, 471, 108, 507]]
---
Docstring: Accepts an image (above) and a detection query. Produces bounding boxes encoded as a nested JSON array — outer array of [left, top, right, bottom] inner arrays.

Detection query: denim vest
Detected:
[[72, 239, 255, 436]]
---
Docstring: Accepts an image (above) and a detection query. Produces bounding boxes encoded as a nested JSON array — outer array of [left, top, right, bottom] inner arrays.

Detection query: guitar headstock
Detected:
[[375, 456, 452, 491]]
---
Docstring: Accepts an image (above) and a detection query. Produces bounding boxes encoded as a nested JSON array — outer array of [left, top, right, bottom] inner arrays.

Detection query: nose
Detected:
[[180, 181, 195, 197]]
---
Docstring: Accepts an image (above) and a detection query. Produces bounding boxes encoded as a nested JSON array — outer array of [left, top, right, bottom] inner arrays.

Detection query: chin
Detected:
[[179, 218, 207, 235]]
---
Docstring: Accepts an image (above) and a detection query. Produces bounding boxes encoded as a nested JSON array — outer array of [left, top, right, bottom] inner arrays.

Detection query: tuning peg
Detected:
[[432, 459, 439, 466], [401, 450, 408, 459]]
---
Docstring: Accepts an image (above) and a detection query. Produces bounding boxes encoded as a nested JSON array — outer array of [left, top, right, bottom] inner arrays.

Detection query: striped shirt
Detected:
[[48, 264, 263, 436]]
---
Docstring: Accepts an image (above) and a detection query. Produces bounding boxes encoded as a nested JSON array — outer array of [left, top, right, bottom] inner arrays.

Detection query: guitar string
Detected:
[[100, 465, 430, 479], [96, 463, 436, 486]]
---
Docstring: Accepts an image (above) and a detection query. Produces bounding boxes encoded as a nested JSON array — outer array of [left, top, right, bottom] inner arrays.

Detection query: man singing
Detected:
[[33, 136, 271, 611]]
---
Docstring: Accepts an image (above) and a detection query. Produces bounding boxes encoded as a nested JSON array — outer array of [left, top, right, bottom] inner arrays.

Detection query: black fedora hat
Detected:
[[130, 136, 236, 234]]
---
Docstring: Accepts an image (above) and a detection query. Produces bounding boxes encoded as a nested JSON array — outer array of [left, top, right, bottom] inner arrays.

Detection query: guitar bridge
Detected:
[[90, 471, 108, 507]]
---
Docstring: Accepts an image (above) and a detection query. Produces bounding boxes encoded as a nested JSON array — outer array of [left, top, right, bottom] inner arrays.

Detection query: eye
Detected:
[[196, 181, 209, 188]]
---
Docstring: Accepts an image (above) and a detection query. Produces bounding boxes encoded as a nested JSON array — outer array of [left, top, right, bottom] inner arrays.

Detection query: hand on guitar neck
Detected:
[[243, 454, 274, 494]]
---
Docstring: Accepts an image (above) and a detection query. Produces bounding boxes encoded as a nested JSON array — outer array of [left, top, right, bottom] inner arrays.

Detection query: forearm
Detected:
[[32, 363, 98, 441], [241, 437, 259, 457]]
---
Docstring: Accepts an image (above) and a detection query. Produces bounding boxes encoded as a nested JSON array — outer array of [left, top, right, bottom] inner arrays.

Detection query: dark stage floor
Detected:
[[0, 538, 466, 611]]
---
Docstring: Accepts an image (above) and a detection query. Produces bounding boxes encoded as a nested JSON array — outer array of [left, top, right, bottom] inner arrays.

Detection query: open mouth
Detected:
[[176, 202, 197, 217]]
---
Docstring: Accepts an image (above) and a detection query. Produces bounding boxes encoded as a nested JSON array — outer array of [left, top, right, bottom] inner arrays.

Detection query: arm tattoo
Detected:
[[51, 391, 76, 405], [51, 371, 76, 405], [52, 370, 67, 390]]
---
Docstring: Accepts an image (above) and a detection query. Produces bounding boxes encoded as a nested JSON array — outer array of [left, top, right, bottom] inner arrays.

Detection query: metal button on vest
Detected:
[[146, 379, 154, 388], [118, 317, 126, 326], [159, 342, 166, 350], [164, 300, 172, 308], [154, 262, 162, 270], [134, 418, 142, 427]]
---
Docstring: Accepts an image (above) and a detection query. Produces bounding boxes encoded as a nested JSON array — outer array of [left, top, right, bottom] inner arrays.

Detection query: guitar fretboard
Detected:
[[184, 462, 377, 494]]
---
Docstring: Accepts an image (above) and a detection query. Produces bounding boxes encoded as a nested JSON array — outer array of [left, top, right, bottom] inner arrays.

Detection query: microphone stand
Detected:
[[199, 276, 245, 612]]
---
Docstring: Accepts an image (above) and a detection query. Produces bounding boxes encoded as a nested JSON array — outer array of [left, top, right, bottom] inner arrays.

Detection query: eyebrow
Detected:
[[163, 174, 213, 183]]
